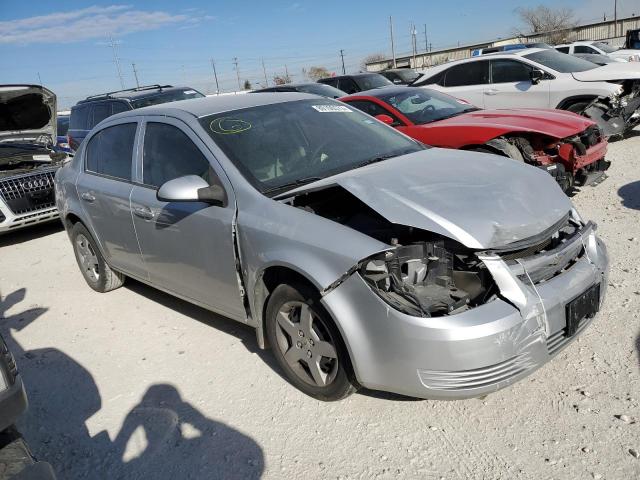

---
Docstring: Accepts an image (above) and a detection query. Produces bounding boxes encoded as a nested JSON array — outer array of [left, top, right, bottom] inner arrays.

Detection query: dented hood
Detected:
[[281, 149, 571, 249], [428, 108, 595, 139], [571, 62, 640, 82], [0, 85, 56, 146]]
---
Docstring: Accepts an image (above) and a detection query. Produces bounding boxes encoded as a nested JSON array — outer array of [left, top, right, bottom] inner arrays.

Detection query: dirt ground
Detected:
[[1, 132, 639, 480]]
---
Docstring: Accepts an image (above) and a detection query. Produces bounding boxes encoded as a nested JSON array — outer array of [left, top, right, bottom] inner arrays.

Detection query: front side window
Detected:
[[491, 59, 532, 83], [85, 123, 137, 180], [199, 99, 423, 195], [574, 45, 598, 54], [378, 89, 478, 125], [142, 122, 212, 188], [92, 103, 111, 127], [555, 46, 570, 54], [444, 61, 489, 87]]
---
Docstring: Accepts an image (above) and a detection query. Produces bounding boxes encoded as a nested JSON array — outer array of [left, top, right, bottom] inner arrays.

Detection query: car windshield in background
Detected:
[[294, 83, 346, 98], [593, 42, 617, 53], [355, 75, 393, 90], [380, 89, 478, 125], [57, 116, 69, 136], [395, 70, 420, 83], [199, 99, 423, 195], [524, 49, 598, 73], [131, 88, 204, 108]]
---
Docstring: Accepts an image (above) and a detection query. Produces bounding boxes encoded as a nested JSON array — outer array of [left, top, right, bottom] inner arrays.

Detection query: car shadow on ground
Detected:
[[0, 288, 265, 479], [0, 222, 64, 248], [618, 181, 640, 210]]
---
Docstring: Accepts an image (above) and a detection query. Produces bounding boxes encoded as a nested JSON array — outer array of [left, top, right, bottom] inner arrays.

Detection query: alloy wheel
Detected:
[[75, 233, 100, 282]]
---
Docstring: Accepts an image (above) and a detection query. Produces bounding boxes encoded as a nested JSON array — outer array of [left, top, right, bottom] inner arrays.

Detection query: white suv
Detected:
[[555, 41, 640, 62], [412, 48, 640, 138]]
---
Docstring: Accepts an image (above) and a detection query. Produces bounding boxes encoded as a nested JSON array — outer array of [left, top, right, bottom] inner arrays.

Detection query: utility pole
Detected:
[[261, 58, 268, 87], [210, 58, 220, 94], [233, 57, 241, 91], [108, 34, 125, 89], [131, 63, 140, 88], [284, 64, 290, 82], [340, 49, 346, 74], [389, 16, 397, 68], [423, 24, 428, 52], [614, 0, 618, 37], [410, 24, 417, 68]]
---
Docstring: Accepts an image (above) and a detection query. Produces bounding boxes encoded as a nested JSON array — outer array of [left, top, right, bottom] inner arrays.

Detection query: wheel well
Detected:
[[64, 213, 82, 230], [556, 96, 597, 110], [254, 266, 320, 350]]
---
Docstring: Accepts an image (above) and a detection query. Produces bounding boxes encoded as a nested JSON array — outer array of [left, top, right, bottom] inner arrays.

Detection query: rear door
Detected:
[[484, 59, 550, 109], [76, 120, 146, 277], [129, 118, 246, 321], [440, 60, 490, 107]]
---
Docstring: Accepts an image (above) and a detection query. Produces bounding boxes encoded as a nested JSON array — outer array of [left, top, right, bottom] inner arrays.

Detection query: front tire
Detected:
[[265, 283, 356, 401], [565, 102, 590, 115], [71, 222, 124, 292]]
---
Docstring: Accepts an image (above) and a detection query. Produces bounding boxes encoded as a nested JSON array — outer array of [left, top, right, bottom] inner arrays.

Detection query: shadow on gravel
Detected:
[[0, 221, 64, 248], [618, 181, 640, 210], [0, 288, 265, 479]]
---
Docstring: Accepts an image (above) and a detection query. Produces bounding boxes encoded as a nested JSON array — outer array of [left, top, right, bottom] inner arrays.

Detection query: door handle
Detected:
[[484, 89, 499, 96], [80, 192, 96, 203], [133, 206, 154, 220]]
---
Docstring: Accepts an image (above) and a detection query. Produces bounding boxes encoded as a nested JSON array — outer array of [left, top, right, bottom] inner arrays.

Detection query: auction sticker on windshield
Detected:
[[311, 105, 352, 113]]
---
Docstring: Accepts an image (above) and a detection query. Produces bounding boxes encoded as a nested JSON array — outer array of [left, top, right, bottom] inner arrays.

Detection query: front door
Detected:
[[484, 59, 550, 109], [129, 119, 246, 321], [76, 121, 146, 278]]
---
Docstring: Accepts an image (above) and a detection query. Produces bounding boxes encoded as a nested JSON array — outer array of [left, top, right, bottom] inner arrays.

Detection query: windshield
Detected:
[[394, 70, 420, 83], [355, 74, 393, 90], [199, 99, 423, 195], [524, 49, 598, 73], [380, 89, 478, 125], [295, 84, 346, 98], [131, 88, 204, 109], [57, 115, 69, 136], [593, 42, 617, 53]]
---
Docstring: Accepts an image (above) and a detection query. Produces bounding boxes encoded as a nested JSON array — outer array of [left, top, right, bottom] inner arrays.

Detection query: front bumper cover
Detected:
[[321, 229, 608, 400]]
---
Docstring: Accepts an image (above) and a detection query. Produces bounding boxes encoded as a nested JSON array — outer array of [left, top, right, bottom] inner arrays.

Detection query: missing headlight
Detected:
[[361, 239, 495, 317]]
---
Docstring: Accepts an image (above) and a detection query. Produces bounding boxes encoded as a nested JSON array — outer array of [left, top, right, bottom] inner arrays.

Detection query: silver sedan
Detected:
[[55, 93, 608, 400]]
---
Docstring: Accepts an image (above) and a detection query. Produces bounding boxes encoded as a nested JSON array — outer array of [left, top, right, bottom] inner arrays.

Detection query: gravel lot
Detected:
[[1, 132, 640, 480]]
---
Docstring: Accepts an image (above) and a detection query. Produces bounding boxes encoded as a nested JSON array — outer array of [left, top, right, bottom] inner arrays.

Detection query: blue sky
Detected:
[[0, 0, 636, 108]]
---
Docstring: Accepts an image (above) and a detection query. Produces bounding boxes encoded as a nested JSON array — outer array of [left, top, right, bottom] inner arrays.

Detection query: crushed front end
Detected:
[[584, 80, 640, 139], [320, 210, 608, 399]]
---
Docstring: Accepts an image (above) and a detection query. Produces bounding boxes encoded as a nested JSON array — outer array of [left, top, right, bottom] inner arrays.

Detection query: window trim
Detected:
[[83, 119, 140, 183]]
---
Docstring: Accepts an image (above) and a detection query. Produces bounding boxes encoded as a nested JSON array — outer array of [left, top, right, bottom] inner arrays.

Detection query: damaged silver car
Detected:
[[55, 94, 608, 401], [0, 85, 65, 233]]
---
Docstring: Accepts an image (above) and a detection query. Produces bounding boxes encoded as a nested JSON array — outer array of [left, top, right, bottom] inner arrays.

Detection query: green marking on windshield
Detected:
[[210, 117, 252, 134]]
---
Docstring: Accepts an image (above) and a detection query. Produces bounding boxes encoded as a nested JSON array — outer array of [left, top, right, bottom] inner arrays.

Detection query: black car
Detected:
[[378, 68, 420, 85], [67, 85, 204, 151], [0, 333, 56, 478], [252, 82, 346, 98], [317, 73, 393, 94]]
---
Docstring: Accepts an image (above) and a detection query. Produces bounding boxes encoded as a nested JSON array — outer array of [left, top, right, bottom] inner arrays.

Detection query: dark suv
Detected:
[[67, 85, 204, 151], [317, 73, 392, 94]]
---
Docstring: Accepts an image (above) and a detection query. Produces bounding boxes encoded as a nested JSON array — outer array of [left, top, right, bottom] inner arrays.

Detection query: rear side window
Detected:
[[85, 123, 137, 180], [142, 123, 211, 188], [112, 102, 129, 114], [443, 61, 489, 87], [92, 103, 111, 127], [490, 60, 532, 83], [70, 105, 90, 129]]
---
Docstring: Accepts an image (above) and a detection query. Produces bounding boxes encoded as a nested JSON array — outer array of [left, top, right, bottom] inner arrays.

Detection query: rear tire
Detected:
[[71, 222, 124, 292], [265, 283, 357, 401]]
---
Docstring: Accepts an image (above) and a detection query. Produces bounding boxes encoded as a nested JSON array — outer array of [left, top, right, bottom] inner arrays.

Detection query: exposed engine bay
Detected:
[[584, 79, 640, 139], [287, 186, 497, 317]]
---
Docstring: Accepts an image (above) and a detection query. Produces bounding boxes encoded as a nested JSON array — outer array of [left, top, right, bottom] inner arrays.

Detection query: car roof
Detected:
[[416, 47, 547, 75], [342, 85, 414, 99], [324, 73, 383, 80], [107, 92, 320, 119], [75, 85, 196, 105]]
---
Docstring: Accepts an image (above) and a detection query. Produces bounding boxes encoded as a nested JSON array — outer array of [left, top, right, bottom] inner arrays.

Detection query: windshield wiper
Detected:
[[264, 176, 324, 195]]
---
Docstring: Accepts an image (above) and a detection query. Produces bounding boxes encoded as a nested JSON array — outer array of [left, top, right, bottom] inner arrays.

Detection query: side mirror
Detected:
[[530, 69, 545, 84], [375, 114, 395, 125], [392, 78, 403, 84], [157, 175, 226, 206]]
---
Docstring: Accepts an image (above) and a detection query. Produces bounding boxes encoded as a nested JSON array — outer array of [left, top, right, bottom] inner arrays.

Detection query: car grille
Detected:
[[418, 353, 533, 391], [546, 316, 593, 356], [0, 169, 57, 215], [0, 337, 17, 385]]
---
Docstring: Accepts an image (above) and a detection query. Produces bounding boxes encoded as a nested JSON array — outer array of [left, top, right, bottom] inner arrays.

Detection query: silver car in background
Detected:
[[54, 94, 608, 401]]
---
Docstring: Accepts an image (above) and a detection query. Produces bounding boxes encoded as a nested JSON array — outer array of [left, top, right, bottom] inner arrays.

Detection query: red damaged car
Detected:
[[340, 86, 610, 192]]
